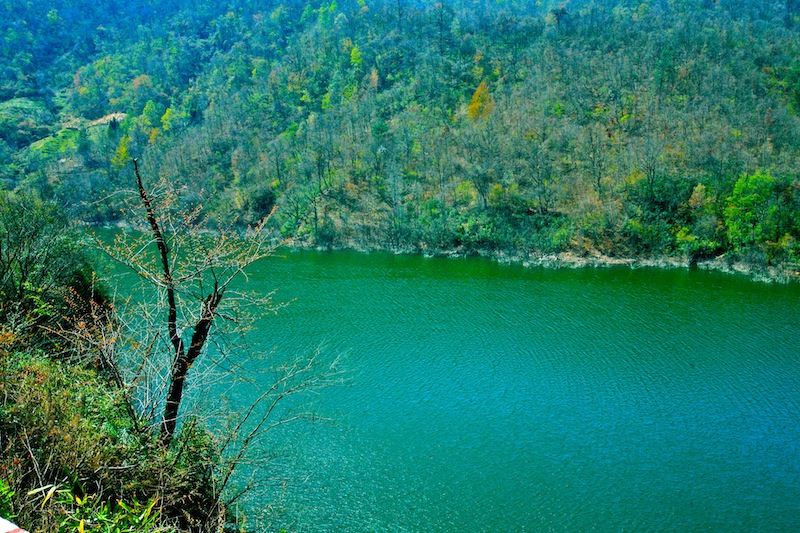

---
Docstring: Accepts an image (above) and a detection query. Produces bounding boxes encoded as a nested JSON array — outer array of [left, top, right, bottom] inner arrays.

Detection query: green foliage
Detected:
[[0, 98, 55, 149], [350, 44, 363, 68], [0, 191, 99, 352], [51, 489, 167, 533], [0, 479, 15, 519], [0, 351, 136, 529], [724, 171, 780, 251], [4, 0, 800, 270], [488, 183, 530, 221], [0, 348, 224, 532], [452, 211, 499, 249], [675, 226, 718, 259]]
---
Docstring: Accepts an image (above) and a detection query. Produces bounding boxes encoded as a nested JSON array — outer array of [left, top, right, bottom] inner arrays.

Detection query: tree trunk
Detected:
[[161, 290, 223, 445], [133, 159, 225, 447]]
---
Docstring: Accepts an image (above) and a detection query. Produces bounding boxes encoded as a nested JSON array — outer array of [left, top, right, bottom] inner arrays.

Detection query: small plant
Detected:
[[51, 486, 170, 533], [0, 479, 15, 519]]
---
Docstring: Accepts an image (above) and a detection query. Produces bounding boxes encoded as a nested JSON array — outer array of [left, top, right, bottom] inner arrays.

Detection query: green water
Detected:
[[226, 251, 800, 531]]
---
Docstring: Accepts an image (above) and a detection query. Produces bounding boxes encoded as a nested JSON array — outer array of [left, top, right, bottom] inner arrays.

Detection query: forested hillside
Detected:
[[4, 0, 800, 267]]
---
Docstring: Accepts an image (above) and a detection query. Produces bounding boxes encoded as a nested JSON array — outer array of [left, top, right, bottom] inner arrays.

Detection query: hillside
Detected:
[[3, 0, 800, 268]]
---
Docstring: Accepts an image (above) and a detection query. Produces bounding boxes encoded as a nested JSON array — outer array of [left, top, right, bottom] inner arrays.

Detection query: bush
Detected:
[[0, 191, 107, 358], [0, 349, 224, 532]]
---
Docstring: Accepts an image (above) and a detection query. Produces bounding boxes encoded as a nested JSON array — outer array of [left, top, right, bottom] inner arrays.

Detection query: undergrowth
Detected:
[[0, 343, 224, 532]]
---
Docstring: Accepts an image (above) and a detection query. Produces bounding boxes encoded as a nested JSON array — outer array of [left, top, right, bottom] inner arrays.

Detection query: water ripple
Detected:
[[233, 252, 800, 532]]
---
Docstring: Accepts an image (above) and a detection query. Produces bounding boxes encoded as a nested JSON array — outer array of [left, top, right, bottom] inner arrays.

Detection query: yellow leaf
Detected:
[[468, 81, 493, 121]]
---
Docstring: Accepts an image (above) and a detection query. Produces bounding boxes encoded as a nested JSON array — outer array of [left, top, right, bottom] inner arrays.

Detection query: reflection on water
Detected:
[[228, 251, 800, 531]]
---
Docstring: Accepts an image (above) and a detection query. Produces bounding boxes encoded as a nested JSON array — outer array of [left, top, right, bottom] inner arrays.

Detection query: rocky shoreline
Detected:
[[483, 250, 796, 283], [290, 238, 800, 283], [506, 250, 798, 282]]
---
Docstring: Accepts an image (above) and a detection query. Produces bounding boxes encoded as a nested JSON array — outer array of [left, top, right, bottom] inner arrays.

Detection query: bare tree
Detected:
[[101, 159, 283, 446], [34, 155, 348, 530], [83, 159, 344, 528]]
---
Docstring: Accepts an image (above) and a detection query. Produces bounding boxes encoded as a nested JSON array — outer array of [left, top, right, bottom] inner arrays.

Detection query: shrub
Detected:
[[0, 350, 223, 532]]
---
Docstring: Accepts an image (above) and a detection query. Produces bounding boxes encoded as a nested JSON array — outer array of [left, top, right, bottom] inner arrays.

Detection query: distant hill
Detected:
[[3, 0, 800, 268]]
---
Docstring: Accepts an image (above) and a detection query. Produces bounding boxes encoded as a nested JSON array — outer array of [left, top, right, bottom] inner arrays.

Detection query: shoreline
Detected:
[[91, 224, 799, 283], [288, 239, 800, 283]]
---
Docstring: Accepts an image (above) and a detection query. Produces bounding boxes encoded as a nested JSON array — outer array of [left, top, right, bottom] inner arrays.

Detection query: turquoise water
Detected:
[[229, 251, 800, 531]]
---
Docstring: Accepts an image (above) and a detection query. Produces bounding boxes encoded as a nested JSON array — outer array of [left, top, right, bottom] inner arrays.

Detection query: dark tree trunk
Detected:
[[133, 159, 224, 447], [161, 289, 223, 445]]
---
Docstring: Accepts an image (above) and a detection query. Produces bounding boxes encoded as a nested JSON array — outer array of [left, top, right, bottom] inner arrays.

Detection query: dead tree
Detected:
[[104, 159, 282, 446]]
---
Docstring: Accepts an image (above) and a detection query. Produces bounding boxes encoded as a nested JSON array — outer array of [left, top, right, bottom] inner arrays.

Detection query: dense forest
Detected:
[[3, 0, 800, 268]]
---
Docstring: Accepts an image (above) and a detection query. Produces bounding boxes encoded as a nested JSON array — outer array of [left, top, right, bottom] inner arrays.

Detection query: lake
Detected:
[[217, 250, 800, 531]]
